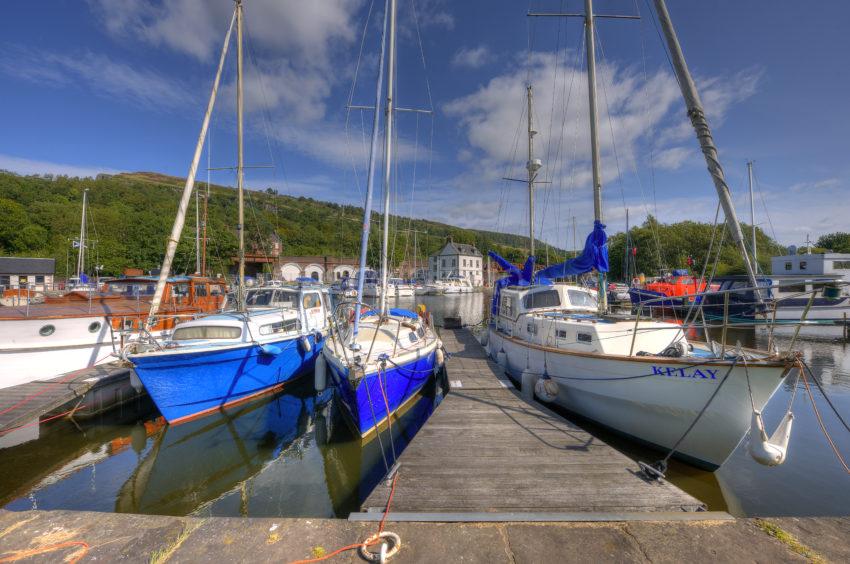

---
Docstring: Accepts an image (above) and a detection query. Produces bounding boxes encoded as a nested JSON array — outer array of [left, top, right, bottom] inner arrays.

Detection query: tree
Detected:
[[817, 232, 850, 253]]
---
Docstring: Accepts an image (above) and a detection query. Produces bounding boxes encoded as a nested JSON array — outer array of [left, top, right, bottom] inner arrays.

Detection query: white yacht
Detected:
[[388, 277, 414, 297]]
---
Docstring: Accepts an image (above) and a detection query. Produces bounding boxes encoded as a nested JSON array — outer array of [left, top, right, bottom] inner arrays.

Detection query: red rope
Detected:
[[289, 472, 401, 564], [0, 409, 77, 437]]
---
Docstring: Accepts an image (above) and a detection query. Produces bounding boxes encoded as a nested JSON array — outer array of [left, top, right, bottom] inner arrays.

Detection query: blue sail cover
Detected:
[[488, 221, 608, 315]]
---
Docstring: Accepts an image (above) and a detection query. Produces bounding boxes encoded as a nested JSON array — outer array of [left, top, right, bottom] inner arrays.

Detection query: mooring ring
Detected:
[[359, 531, 401, 562]]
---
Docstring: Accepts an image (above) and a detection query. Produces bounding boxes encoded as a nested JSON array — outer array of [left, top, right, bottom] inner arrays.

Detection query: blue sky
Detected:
[[1, 0, 848, 250]]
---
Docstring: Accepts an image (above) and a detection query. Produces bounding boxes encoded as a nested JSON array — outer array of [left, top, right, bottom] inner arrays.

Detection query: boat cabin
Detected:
[[494, 283, 685, 356]]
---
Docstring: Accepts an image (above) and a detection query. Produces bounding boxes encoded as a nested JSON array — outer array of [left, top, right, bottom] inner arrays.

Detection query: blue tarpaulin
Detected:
[[488, 220, 608, 315]]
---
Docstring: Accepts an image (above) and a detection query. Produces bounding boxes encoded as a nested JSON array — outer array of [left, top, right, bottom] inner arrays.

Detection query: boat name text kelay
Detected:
[[651, 366, 718, 379]]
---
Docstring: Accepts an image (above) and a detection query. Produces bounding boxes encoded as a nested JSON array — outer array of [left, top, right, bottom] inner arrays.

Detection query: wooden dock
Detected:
[[359, 328, 706, 518], [0, 362, 137, 438]]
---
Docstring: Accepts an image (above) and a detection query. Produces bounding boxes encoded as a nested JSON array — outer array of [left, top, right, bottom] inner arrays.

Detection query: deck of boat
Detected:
[[358, 327, 707, 518]]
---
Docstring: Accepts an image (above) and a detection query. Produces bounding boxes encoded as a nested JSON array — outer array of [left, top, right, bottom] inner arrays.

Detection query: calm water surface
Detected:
[[1, 292, 848, 517]]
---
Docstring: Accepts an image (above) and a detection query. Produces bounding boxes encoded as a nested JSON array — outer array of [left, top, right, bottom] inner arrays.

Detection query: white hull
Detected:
[[0, 316, 163, 389], [489, 328, 788, 469]]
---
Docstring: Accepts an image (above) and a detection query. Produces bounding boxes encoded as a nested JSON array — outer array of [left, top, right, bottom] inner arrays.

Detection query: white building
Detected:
[[428, 242, 483, 286], [771, 253, 850, 277]]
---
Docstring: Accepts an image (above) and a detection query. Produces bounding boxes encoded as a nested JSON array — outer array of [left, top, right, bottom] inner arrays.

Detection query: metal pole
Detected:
[[76, 189, 88, 280], [379, 0, 397, 317], [353, 0, 390, 339], [652, 0, 762, 304], [526, 85, 536, 260], [146, 7, 235, 327], [748, 160, 757, 271], [584, 0, 607, 313], [195, 184, 201, 274], [236, 0, 245, 310]]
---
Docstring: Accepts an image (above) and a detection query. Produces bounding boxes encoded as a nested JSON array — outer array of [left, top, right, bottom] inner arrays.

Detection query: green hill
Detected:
[[0, 170, 560, 278]]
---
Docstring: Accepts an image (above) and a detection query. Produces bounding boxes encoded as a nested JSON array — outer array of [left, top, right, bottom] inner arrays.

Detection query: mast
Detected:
[[195, 187, 201, 274], [652, 0, 762, 302], [379, 0, 397, 316], [76, 189, 88, 280], [146, 7, 236, 327], [526, 85, 539, 259], [747, 160, 757, 270], [236, 0, 245, 310], [352, 0, 390, 340], [584, 0, 607, 313]]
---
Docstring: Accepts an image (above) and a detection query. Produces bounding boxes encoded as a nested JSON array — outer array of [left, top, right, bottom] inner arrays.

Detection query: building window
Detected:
[[452, 258, 456, 267], [800, 261, 807, 271], [784, 261, 792, 271], [442, 259, 446, 268], [35, 275, 45, 284], [833, 261, 850, 269], [0, 275, 9, 287]]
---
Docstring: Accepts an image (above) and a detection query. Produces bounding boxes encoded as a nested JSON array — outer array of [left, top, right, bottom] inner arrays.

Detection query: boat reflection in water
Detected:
[[113, 373, 445, 517]]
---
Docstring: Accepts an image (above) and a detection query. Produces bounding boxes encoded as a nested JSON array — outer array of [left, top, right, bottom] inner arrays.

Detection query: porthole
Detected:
[[39, 324, 56, 337], [88, 321, 102, 333]]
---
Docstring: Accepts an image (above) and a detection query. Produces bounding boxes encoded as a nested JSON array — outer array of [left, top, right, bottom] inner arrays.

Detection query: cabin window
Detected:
[[172, 326, 241, 340], [409, 331, 419, 343], [567, 290, 598, 308], [88, 321, 102, 333], [799, 261, 807, 271], [499, 296, 515, 318], [123, 318, 136, 331], [259, 319, 299, 335], [273, 290, 298, 308], [784, 261, 793, 271], [195, 284, 208, 297], [210, 284, 223, 295], [246, 289, 275, 307], [527, 322, 537, 335], [523, 290, 561, 309], [172, 283, 190, 298], [577, 333, 592, 343], [833, 261, 850, 269], [556, 329, 567, 339], [303, 293, 321, 309]]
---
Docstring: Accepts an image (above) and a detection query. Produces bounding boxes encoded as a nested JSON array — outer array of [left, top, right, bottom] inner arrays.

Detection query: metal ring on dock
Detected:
[[359, 532, 401, 562]]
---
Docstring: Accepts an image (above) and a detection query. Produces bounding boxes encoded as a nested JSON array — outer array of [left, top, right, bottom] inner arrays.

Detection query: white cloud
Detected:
[[654, 146, 695, 171], [0, 153, 123, 178], [0, 46, 195, 111], [788, 178, 841, 193], [451, 46, 493, 69]]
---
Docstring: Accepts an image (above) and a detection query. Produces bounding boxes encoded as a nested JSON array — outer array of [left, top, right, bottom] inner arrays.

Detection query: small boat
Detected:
[[441, 275, 474, 294], [629, 269, 714, 310], [127, 1, 329, 423], [321, 0, 440, 438], [388, 277, 414, 297]]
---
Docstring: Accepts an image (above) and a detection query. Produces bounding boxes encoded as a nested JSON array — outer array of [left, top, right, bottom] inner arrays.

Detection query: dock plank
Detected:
[[360, 328, 704, 515]]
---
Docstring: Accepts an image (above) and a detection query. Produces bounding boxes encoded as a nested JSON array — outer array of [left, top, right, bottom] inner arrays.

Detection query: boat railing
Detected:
[[626, 280, 850, 358]]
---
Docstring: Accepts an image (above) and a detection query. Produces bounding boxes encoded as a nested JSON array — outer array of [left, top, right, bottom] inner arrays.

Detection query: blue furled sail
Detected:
[[488, 221, 608, 315]]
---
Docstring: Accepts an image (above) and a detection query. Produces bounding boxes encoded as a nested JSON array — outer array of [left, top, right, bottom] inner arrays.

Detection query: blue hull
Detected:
[[131, 335, 321, 424], [328, 351, 436, 437]]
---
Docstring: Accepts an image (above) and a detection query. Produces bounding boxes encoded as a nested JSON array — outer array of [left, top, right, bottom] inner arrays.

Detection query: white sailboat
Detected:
[[488, 0, 793, 471], [321, 0, 440, 438]]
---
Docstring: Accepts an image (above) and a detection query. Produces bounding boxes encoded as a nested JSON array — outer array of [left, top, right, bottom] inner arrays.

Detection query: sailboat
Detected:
[[127, 1, 329, 424], [320, 0, 441, 438], [487, 0, 794, 471]]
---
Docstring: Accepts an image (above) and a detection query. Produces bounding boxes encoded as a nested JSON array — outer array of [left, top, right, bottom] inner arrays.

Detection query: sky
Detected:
[[1, 0, 848, 252]]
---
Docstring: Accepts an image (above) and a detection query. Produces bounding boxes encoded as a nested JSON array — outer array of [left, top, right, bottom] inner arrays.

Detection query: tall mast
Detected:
[[379, 0, 397, 316], [747, 160, 757, 270], [653, 0, 762, 302], [352, 0, 390, 340], [236, 0, 245, 310], [146, 7, 235, 327], [526, 85, 539, 259], [195, 187, 201, 274], [76, 188, 88, 280], [584, 0, 607, 313]]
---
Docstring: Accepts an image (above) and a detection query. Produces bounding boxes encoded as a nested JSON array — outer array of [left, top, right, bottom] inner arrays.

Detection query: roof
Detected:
[[435, 242, 482, 257], [0, 257, 55, 275]]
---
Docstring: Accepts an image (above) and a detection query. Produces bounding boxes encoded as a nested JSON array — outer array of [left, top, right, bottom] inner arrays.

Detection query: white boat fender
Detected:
[[314, 330, 324, 343], [478, 330, 488, 347], [435, 347, 445, 367], [130, 370, 144, 393], [521, 369, 537, 401], [314, 354, 327, 392], [299, 335, 312, 354], [259, 343, 282, 356], [748, 409, 794, 466], [534, 374, 558, 402]]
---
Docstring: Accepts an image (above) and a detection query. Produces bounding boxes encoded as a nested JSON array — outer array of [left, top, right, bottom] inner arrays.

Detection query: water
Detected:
[[1, 292, 848, 517]]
